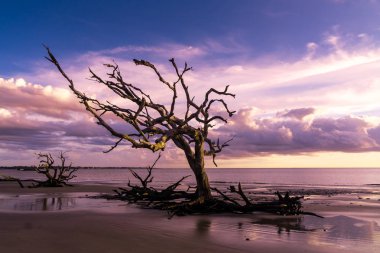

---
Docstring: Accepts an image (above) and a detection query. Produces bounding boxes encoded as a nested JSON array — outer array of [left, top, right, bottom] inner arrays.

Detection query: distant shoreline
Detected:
[[2, 166, 380, 170]]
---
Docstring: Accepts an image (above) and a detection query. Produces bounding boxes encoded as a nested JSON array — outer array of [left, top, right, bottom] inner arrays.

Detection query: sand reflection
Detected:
[[185, 213, 380, 252], [304, 215, 380, 250], [0, 195, 76, 211]]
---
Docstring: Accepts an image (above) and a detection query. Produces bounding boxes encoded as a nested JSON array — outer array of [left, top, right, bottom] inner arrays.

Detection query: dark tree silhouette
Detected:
[[45, 47, 235, 202], [34, 152, 78, 187]]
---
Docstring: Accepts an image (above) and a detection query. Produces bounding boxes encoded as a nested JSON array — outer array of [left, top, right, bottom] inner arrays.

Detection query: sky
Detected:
[[1, 0, 380, 168]]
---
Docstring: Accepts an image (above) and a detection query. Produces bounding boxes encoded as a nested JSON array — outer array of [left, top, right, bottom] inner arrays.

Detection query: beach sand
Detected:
[[1, 182, 380, 253]]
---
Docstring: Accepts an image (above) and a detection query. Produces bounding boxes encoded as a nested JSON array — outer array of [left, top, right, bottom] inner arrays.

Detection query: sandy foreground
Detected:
[[1, 182, 380, 253]]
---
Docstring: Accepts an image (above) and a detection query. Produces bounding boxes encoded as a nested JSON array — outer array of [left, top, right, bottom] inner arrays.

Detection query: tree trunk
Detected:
[[190, 131, 212, 202], [192, 161, 212, 202], [174, 132, 212, 202]]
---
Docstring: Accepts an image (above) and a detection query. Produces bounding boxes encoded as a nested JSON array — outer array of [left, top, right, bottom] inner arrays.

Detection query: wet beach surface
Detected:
[[1, 182, 380, 252]]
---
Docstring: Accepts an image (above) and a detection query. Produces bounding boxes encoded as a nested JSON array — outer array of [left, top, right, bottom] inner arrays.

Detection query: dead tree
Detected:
[[46, 47, 235, 202], [33, 152, 78, 187]]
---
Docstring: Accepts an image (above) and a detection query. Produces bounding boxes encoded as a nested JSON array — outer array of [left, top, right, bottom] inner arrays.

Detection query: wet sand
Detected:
[[1, 182, 380, 253]]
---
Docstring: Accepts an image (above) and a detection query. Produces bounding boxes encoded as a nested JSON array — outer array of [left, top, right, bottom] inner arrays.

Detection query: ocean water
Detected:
[[2, 167, 380, 188]]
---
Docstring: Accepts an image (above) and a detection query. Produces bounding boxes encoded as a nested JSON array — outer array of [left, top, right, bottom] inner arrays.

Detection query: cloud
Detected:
[[306, 42, 319, 59], [80, 44, 207, 61], [0, 77, 118, 153], [214, 107, 380, 157], [368, 126, 380, 144], [277, 108, 315, 120], [0, 76, 156, 167], [0, 77, 82, 119], [2, 35, 380, 166], [325, 35, 340, 49], [184, 39, 380, 117], [23, 36, 380, 119]]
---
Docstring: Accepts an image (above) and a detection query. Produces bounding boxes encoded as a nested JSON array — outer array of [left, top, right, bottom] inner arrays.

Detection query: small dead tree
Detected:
[[46, 47, 235, 202], [34, 152, 78, 187]]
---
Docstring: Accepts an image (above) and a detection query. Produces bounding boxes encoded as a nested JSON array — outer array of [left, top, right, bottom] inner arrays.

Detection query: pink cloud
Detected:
[[0, 78, 82, 119], [0, 78, 117, 153]]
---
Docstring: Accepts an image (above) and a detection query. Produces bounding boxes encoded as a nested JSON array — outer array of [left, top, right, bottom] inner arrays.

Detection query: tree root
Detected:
[[104, 169, 323, 219]]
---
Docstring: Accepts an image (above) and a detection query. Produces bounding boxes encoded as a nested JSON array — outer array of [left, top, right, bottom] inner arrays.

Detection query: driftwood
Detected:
[[0, 176, 46, 188], [108, 154, 194, 204], [127, 153, 160, 189], [31, 152, 78, 187], [103, 157, 322, 219], [0, 175, 26, 188], [163, 185, 322, 218]]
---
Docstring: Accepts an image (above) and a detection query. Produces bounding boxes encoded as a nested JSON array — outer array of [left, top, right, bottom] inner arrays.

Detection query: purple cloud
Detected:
[[0, 78, 130, 152], [215, 107, 380, 157], [277, 107, 315, 120], [368, 126, 380, 145]]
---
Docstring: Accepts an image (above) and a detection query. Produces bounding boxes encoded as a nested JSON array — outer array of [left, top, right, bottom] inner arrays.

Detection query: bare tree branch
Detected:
[[46, 46, 235, 200], [129, 153, 161, 188]]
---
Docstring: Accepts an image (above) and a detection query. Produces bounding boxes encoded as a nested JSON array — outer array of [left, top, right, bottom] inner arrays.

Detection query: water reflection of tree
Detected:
[[251, 217, 316, 235], [196, 219, 212, 235], [13, 197, 76, 211], [42, 197, 76, 211]]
